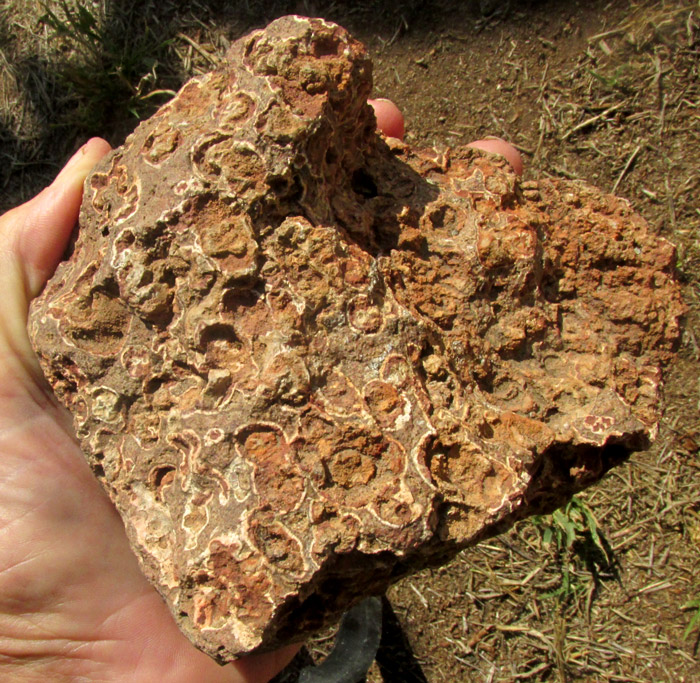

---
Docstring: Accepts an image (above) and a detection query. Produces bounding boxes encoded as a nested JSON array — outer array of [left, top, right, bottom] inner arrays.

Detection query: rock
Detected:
[[28, 15, 683, 661]]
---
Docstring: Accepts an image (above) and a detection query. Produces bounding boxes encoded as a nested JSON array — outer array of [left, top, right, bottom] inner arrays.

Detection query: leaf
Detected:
[[684, 609, 700, 640], [554, 508, 577, 549], [580, 502, 609, 558], [683, 598, 700, 640], [41, 8, 68, 34]]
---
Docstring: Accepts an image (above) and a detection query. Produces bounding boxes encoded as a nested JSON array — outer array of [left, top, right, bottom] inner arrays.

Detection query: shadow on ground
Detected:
[[2, 0, 585, 211]]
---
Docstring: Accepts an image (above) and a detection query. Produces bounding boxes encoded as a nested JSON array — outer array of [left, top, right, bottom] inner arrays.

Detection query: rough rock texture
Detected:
[[28, 16, 683, 661]]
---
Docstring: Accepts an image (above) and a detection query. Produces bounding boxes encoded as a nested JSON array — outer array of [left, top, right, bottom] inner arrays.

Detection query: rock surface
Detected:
[[28, 16, 683, 661]]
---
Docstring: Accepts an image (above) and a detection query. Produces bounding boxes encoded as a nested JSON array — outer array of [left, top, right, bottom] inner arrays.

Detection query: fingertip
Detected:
[[231, 643, 303, 682], [20, 138, 112, 296], [56, 137, 112, 183], [368, 98, 405, 141], [467, 138, 523, 176], [87, 136, 112, 153]]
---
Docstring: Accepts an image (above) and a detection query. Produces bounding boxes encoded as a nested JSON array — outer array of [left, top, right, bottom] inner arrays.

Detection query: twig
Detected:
[[587, 28, 626, 42], [177, 32, 220, 66], [562, 103, 625, 141], [409, 581, 429, 608], [665, 174, 677, 230], [611, 144, 642, 193], [514, 662, 552, 679], [512, 142, 535, 155]]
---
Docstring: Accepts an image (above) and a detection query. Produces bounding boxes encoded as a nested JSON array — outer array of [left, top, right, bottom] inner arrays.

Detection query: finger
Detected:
[[368, 98, 405, 140], [467, 137, 523, 176], [7, 138, 111, 299], [228, 643, 302, 682]]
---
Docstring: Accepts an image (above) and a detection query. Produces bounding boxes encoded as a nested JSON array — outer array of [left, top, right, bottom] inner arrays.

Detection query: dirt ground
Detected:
[[1, 1, 698, 681]]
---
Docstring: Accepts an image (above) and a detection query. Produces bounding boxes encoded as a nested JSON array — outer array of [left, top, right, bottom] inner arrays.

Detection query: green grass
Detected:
[[683, 595, 700, 641], [587, 65, 637, 96], [531, 496, 614, 605]]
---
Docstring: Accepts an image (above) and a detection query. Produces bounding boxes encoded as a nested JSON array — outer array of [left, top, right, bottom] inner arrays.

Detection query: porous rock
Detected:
[[28, 16, 683, 660]]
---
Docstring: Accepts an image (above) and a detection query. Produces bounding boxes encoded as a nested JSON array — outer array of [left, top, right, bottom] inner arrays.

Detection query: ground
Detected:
[[1, 1, 698, 681]]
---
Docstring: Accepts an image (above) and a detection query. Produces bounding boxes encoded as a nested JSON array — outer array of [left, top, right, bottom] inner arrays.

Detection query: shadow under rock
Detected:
[[271, 596, 428, 683], [375, 596, 429, 683]]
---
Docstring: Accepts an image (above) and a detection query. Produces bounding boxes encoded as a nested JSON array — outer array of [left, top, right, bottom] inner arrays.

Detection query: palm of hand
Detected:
[[0, 141, 295, 682], [0, 120, 519, 681]]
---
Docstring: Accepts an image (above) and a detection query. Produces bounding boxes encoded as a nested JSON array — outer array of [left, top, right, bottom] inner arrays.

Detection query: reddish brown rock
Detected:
[[28, 16, 683, 661]]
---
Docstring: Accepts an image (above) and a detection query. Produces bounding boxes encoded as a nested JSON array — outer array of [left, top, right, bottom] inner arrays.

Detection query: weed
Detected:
[[41, 1, 176, 137], [587, 68, 634, 97], [531, 496, 615, 605], [683, 595, 700, 641]]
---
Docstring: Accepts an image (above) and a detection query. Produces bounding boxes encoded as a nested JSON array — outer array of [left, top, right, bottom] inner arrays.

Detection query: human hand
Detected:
[[0, 140, 299, 682], [0, 100, 520, 681], [369, 97, 523, 175]]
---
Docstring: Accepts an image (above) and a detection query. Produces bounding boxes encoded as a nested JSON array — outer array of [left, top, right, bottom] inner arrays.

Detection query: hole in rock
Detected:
[[145, 375, 169, 394], [150, 465, 176, 490], [351, 168, 378, 198], [312, 35, 341, 58], [198, 323, 239, 348], [268, 176, 289, 194]]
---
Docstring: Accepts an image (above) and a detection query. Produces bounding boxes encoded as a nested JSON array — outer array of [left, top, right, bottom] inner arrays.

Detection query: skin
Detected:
[[368, 98, 405, 140], [0, 142, 300, 682], [369, 98, 523, 175], [0, 102, 523, 683]]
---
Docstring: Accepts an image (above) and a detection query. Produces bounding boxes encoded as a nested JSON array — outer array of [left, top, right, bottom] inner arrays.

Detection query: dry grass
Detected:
[[324, 1, 700, 680], [377, 3, 699, 680], [0, 0, 425, 209]]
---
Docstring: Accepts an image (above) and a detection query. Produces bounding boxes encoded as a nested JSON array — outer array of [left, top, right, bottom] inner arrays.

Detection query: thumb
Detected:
[[0, 138, 110, 380], [3, 138, 111, 300]]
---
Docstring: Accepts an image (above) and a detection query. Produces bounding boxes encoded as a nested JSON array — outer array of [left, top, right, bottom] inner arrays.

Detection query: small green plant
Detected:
[[542, 498, 608, 556], [683, 595, 700, 640], [531, 496, 614, 604], [587, 65, 636, 96], [41, 0, 175, 135]]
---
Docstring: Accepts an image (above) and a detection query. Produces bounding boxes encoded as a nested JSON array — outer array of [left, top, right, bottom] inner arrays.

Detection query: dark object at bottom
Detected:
[[298, 596, 383, 683], [272, 595, 430, 683], [374, 596, 429, 683]]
